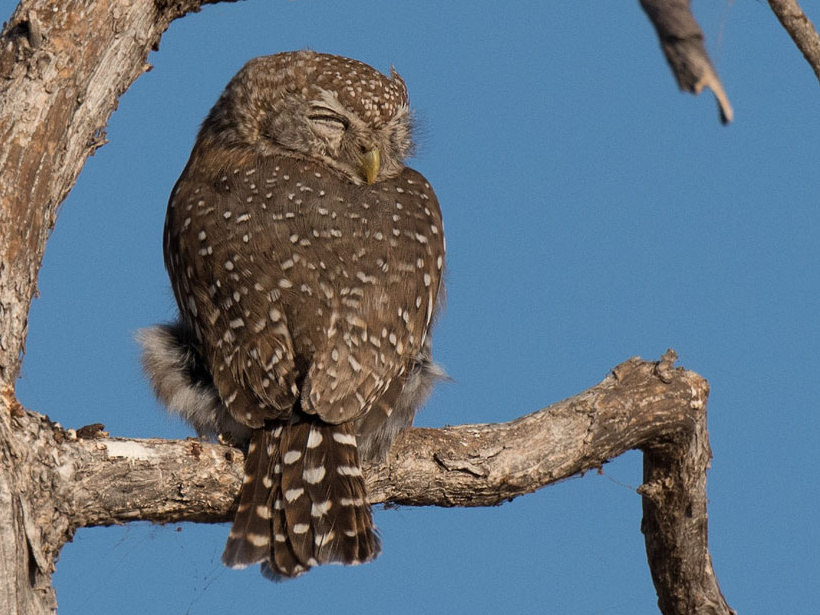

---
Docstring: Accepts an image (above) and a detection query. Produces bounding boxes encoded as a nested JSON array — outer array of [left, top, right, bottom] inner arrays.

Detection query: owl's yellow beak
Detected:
[[360, 148, 380, 184]]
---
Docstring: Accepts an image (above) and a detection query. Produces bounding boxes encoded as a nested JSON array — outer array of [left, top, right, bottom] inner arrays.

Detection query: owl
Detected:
[[138, 50, 445, 579]]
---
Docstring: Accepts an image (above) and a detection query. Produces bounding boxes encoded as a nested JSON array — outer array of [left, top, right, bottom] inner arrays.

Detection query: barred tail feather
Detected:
[[222, 429, 274, 568], [226, 421, 380, 579], [268, 424, 308, 579], [279, 422, 316, 569], [262, 421, 380, 578], [303, 422, 380, 566]]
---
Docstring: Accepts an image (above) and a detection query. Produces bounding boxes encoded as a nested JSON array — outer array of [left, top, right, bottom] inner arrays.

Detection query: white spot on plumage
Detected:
[[283, 450, 302, 464], [356, 271, 376, 284], [314, 531, 336, 547], [332, 431, 357, 446], [337, 465, 363, 477], [246, 533, 270, 547], [306, 429, 323, 448], [339, 497, 365, 507], [311, 500, 332, 517], [303, 466, 326, 484]]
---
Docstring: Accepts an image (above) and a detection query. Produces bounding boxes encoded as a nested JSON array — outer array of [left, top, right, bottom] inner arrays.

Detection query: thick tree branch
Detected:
[[640, 0, 734, 124], [10, 352, 733, 615], [0, 0, 240, 386], [768, 0, 820, 85]]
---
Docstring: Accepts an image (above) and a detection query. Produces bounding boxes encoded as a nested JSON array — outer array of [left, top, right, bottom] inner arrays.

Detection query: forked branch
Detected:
[[13, 350, 733, 615]]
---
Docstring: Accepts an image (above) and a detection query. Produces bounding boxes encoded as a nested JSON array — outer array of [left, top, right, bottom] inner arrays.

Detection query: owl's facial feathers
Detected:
[[200, 50, 413, 185]]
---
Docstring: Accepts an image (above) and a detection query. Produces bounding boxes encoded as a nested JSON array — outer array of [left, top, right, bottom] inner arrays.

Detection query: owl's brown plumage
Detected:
[[139, 51, 445, 578]]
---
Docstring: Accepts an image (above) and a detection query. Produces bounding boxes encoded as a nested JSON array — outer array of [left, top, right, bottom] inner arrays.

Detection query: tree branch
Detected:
[[640, 0, 734, 124], [768, 0, 820, 85], [0, 0, 240, 386], [12, 351, 733, 615]]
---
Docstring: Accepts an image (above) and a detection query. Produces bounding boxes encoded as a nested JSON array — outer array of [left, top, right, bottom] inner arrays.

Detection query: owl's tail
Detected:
[[222, 421, 380, 578]]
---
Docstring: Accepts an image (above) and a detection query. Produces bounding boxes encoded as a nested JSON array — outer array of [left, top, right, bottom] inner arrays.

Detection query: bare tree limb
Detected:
[[768, 0, 820, 84], [0, 0, 241, 386], [640, 0, 734, 124], [7, 351, 734, 615]]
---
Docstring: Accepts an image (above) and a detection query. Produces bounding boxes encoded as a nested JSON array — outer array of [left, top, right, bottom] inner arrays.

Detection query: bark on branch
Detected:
[[767, 0, 820, 85], [6, 351, 734, 615], [639, 0, 734, 123]]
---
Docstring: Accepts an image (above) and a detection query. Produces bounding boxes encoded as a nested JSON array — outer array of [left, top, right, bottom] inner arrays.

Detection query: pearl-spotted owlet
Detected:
[[139, 50, 445, 579]]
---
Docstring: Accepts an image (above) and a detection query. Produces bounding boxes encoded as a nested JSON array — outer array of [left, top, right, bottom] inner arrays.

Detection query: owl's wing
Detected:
[[165, 166, 302, 427], [300, 169, 445, 425], [300, 301, 407, 424]]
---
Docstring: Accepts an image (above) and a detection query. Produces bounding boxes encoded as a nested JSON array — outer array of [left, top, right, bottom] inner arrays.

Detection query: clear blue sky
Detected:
[[7, 0, 819, 613]]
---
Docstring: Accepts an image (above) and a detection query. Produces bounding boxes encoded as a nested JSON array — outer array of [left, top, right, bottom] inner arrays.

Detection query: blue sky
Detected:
[[7, 0, 819, 613]]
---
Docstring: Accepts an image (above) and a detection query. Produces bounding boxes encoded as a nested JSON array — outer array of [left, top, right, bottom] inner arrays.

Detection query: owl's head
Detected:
[[200, 50, 414, 185]]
